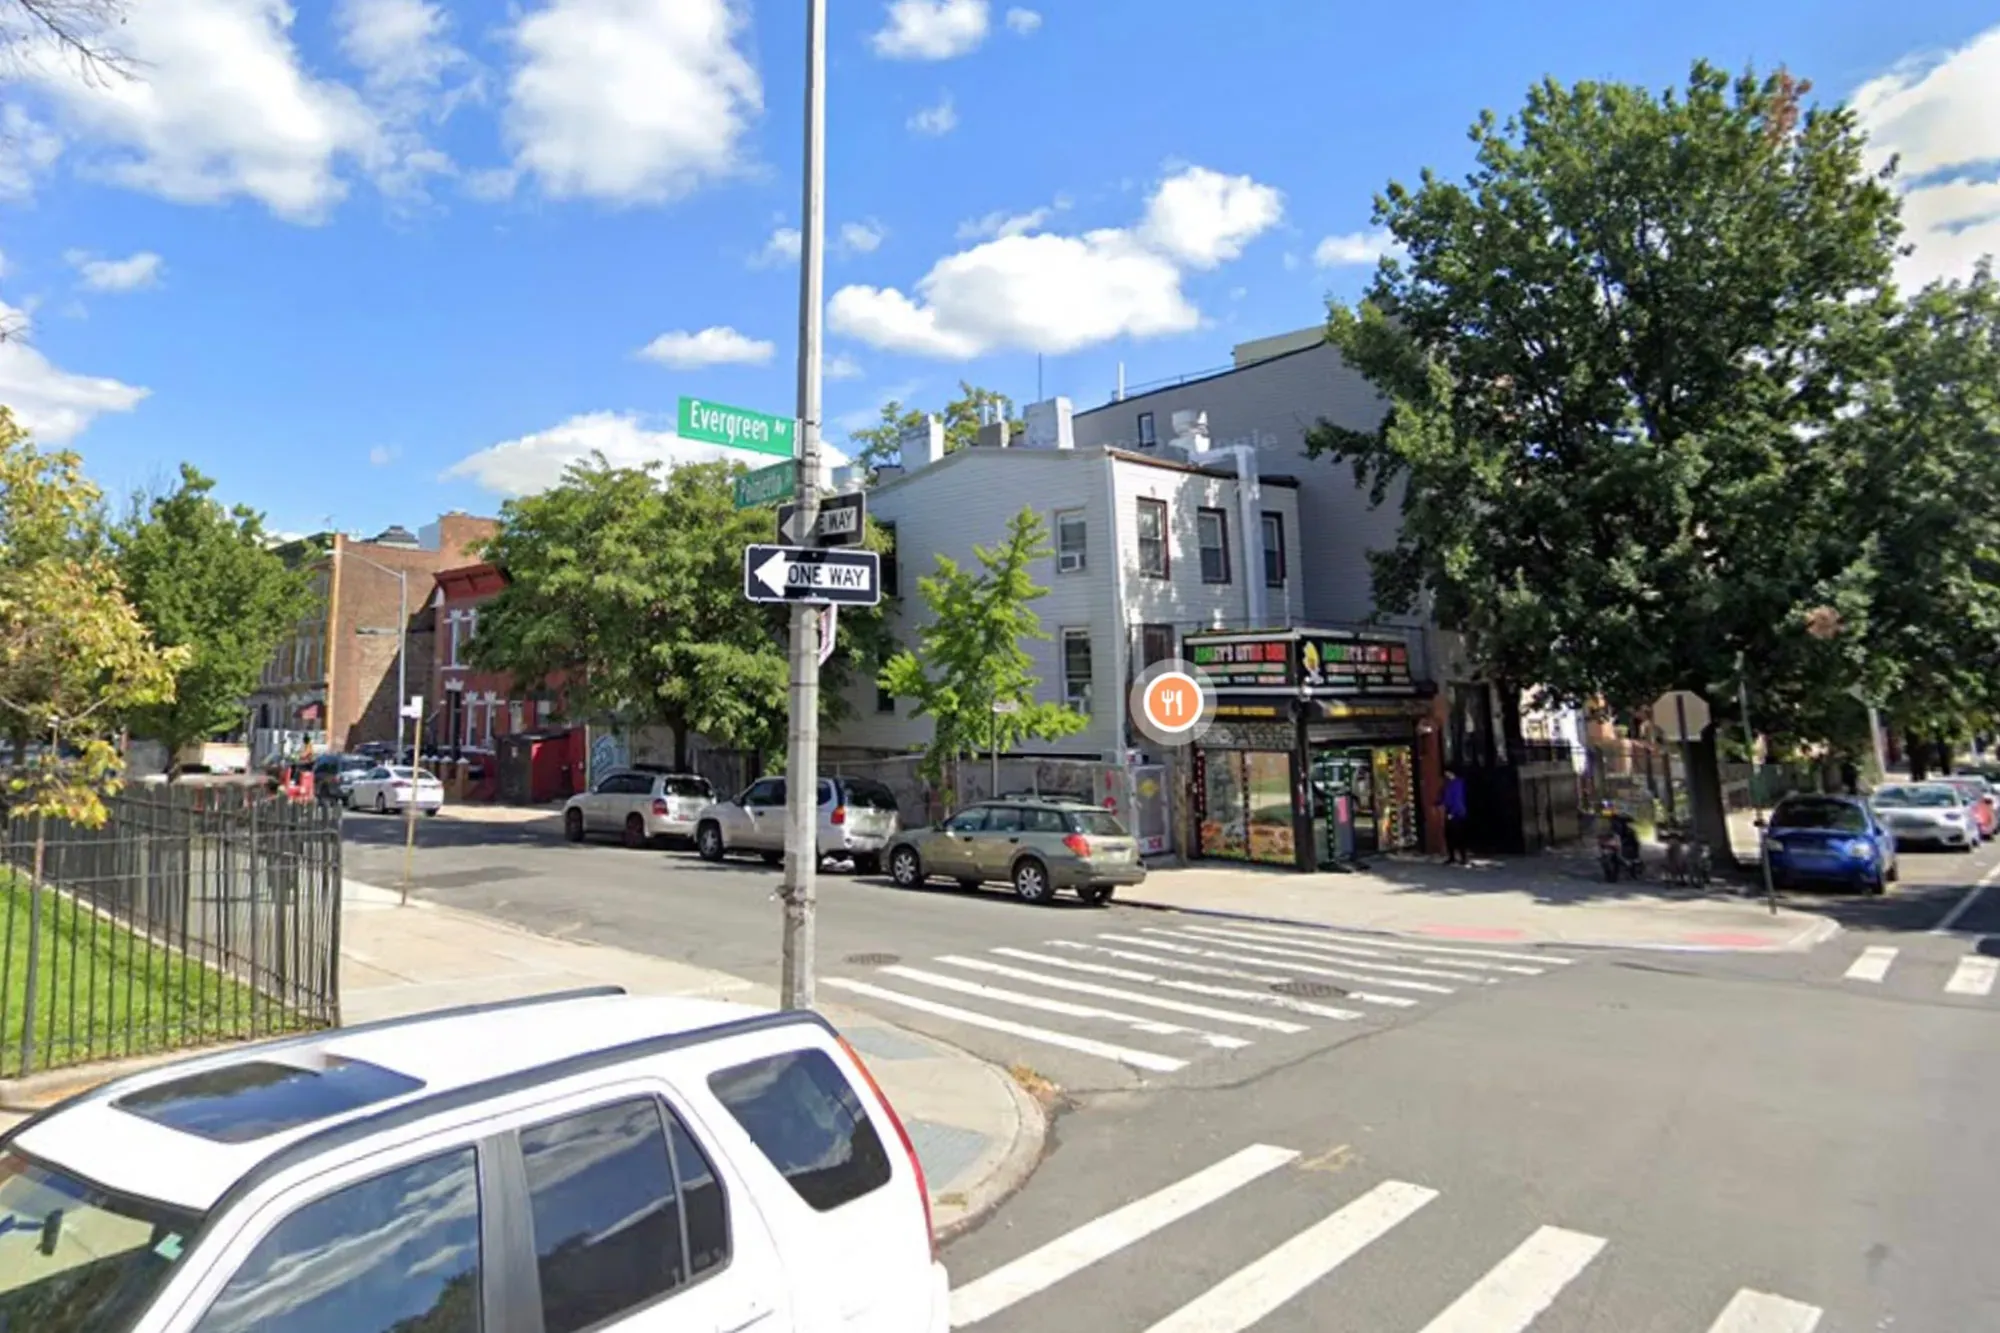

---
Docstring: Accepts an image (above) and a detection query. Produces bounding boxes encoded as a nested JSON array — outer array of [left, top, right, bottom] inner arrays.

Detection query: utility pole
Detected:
[[779, 0, 827, 1012]]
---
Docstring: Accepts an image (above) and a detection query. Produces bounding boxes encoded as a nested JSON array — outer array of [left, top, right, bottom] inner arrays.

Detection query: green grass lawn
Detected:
[[0, 867, 313, 1078]]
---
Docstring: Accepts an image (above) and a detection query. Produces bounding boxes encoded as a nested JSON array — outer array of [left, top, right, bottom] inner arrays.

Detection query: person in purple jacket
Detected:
[[1440, 769, 1471, 865]]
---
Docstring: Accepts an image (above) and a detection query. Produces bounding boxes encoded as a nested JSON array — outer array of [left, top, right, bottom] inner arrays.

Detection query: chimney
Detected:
[[1022, 397, 1075, 450], [1169, 410, 1211, 457], [897, 414, 945, 468], [975, 418, 1011, 449]]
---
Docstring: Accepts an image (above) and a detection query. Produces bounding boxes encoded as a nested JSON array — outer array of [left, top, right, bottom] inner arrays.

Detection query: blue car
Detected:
[[1761, 794, 1898, 894]]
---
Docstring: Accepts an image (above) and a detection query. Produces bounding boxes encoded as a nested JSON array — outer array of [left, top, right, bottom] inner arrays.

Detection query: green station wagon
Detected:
[[883, 797, 1146, 905]]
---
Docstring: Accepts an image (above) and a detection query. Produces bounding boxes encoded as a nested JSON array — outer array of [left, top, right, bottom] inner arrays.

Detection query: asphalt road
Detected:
[[345, 813, 2000, 1330]]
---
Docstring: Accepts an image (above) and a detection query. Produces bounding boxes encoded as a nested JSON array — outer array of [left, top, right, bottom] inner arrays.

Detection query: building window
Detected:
[[1140, 624, 1176, 671], [1055, 510, 1087, 573], [447, 612, 462, 668], [1197, 508, 1230, 584], [1136, 498, 1169, 579], [1062, 629, 1094, 713], [1262, 512, 1287, 587], [879, 521, 898, 598], [1136, 411, 1156, 448]]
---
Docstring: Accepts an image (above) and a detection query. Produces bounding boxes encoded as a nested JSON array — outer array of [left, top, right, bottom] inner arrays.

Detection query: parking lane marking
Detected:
[[1930, 858, 2000, 935], [1843, 945, 1898, 983]]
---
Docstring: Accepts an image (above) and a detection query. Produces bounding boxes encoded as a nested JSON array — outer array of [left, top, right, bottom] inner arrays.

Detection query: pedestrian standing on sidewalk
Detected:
[[1440, 769, 1471, 865]]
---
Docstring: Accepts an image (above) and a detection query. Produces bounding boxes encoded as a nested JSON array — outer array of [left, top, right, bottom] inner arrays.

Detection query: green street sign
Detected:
[[734, 460, 797, 510], [679, 396, 796, 458]]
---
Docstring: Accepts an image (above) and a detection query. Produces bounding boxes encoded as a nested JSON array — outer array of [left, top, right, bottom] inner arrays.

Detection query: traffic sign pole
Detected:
[[780, 0, 826, 1014]]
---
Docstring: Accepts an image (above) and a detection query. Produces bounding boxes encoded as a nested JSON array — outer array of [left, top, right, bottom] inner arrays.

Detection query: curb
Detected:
[[1116, 896, 1843, 955], [930, 1057, 1051, 1247]]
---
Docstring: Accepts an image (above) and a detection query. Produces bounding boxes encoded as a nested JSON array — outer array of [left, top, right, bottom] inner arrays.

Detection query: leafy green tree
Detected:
[[1308, 63, 1903, 849], [114, 465, 314, 769], [847, 381, 1026, 476], [470, 455, 889, 769], [879, 507, 1085, 797], [0, 410, 183, 828]]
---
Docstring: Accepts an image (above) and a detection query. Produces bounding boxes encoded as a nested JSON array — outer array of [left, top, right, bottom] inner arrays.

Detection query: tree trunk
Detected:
[[1910, 734, 1929, 781], [1686, 728, 1737, 869], [672, 721, 689, 772]]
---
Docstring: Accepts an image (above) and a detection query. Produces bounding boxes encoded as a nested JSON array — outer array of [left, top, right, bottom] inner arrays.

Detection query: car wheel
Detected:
[[853, 853, 882, 875], [623, 814, 648, 850], [696, 822, 725, 862], [424, 807, 439, 818], [1886, 859, 1900, 883], [889, 846, 924, 888], [1867, 874, 1887, 896], [374, 793, 387, 815], [1080, 885, 1114, 906], [564, 808, 585, 843], [1013, 858, 1054, 905]]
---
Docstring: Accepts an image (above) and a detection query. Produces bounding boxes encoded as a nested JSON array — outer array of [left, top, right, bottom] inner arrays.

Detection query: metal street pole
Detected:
[[779, 0, 827, 1012], [990, 702, 1000, 798], [1737, 653, 1775, 914]]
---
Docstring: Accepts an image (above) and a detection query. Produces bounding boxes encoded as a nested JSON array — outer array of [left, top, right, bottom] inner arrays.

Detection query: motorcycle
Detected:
[[1598, 810, 1643, 882]]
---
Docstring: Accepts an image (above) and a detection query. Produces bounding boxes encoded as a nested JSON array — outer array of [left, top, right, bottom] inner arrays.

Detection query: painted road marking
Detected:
[[1225, 921, 1575, 965], [1217, 923, 1548, 974], [1704, 1287, 1823, 1332], [1844, 945, 1898, 983], [1931, 859, 2000, 935], [875, 965, 1252, 1049], [1140, 1179, 1440, 1333], [996, 946, 1367, 1022], [1096, 933, 1445, 999], [1168, 925, 1501, 982], [949, 1144, 1299, 1327], [821, 978, 1187, 1073], [1412, 1225, 1605, 1333], [1140, 927, 1484, 987], [1944, 953, 1999, 997], [939, 954, 1331, 1030]]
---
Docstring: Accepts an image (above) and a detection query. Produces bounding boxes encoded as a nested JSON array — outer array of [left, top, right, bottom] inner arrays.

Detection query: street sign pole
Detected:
[[780, 0, 826, 1013]]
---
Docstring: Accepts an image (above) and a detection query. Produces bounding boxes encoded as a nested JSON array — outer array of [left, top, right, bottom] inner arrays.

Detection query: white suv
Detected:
[[0, 987, 947, 1333]]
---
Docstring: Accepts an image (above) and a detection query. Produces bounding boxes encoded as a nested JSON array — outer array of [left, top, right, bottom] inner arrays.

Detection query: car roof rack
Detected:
[[0, 987, 631, 1142]]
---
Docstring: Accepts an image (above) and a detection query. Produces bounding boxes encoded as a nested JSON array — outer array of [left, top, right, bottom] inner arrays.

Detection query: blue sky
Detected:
[[1, 0, 1996, 538]]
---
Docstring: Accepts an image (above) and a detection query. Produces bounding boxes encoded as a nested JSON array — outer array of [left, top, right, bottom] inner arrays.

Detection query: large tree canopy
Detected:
[[116, 465, 314, 767], [470, 455, 889, 768], [1311, 63, 1906, 736]]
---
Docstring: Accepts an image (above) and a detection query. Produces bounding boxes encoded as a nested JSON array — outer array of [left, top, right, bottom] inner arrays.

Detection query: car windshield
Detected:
[[1071, 810, 1130, 836], [1772, 800, 1868, 833], [386, 767, 438, 783], [843, 779, 900, 811], [664, 776, 713, 798], [0, 1149, 203, 1333], [1877, 786, 1958, 809]]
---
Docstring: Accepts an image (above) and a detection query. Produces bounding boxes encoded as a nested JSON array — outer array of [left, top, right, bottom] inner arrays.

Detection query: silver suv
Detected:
[[563, 768, 717, 847], [694, 775, 902, 871]]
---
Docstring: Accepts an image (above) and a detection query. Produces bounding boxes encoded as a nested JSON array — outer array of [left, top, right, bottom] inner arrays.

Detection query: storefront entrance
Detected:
[[1308, 742, 1419, 863], [1194, 741, 1297, 867]]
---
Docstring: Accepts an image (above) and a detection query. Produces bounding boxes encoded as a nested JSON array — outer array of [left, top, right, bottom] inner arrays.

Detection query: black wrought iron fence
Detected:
[[0, 783, 342, 1078]]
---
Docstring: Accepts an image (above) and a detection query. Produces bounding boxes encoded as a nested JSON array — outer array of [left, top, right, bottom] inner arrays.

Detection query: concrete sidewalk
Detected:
[[1125, 856, 1837, 952]]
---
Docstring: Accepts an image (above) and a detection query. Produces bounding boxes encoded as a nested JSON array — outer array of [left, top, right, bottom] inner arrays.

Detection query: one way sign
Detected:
[[778, 490, 865, 547], [743, 544, 881, 606]]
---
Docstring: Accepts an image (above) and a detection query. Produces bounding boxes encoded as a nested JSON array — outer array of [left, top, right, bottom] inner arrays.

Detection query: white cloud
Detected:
[[1004, 7, 1041, 35], [463, 166, 520, 201], [636, 326, 775, 369], [1139, 166, 1284, 268], [839, 220, 887, 254], [446, 411, 845, 496], [956, 197, 1067, 240], [368, 444, 398, 466], [749, 226, 801, 268], [826, 352, 864, 380], [67, 250, 165, 292], [503, 0, 761, 205], [0, 106, 63, 200], [1853, 23, 2000, 289], [830, 164, 1279, 359], [335, 0, 481, 201], [20, 0, 384, 223], [1313, 229, 1397, 268], [0, 299, 148, 442], [907, 93, 958, 137], [871, 0, 988, 60]]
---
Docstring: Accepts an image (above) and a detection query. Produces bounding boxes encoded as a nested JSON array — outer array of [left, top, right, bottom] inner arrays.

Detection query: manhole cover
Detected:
[[1273, 980, 1348, 999], [846, 952, 900, 966]]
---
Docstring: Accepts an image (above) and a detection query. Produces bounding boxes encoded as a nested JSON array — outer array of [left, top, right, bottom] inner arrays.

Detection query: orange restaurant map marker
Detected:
[[1140, 670, 1206, 736]]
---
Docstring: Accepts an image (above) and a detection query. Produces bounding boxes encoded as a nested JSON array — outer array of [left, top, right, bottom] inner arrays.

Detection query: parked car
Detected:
[[309, 752, 376, 804], [343, 764, 445, 816], [1870, 782, 1978, 851], [1759, 794, 1897, 894], [1936, 775, 1999, 838], [564, 768, 717, 847], [694, 775, 902, 871], [0, 987, 947, 1333], [884, 796, 1146, 905]]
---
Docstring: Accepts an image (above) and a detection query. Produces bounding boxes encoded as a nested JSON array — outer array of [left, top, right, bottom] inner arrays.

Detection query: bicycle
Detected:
[[1661, 821, 1713, 888]]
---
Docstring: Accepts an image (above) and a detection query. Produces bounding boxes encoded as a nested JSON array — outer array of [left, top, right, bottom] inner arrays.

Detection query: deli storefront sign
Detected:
[[1186, 631, 1417, 695]]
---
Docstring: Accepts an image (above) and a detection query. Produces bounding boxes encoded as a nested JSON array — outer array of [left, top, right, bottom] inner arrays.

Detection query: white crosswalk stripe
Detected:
[[1192, 922, 1551, 975], [826, 927, 1574, 1084], [1944, 954, 1999, 996], [948, 1139, 1824, 1332], [1226, 920, 1575, 967], [1843, 945, 1898, 982]]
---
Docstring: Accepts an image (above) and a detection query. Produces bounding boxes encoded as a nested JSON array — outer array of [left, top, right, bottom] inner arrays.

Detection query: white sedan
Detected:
[[344, 764, 445, 816]]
